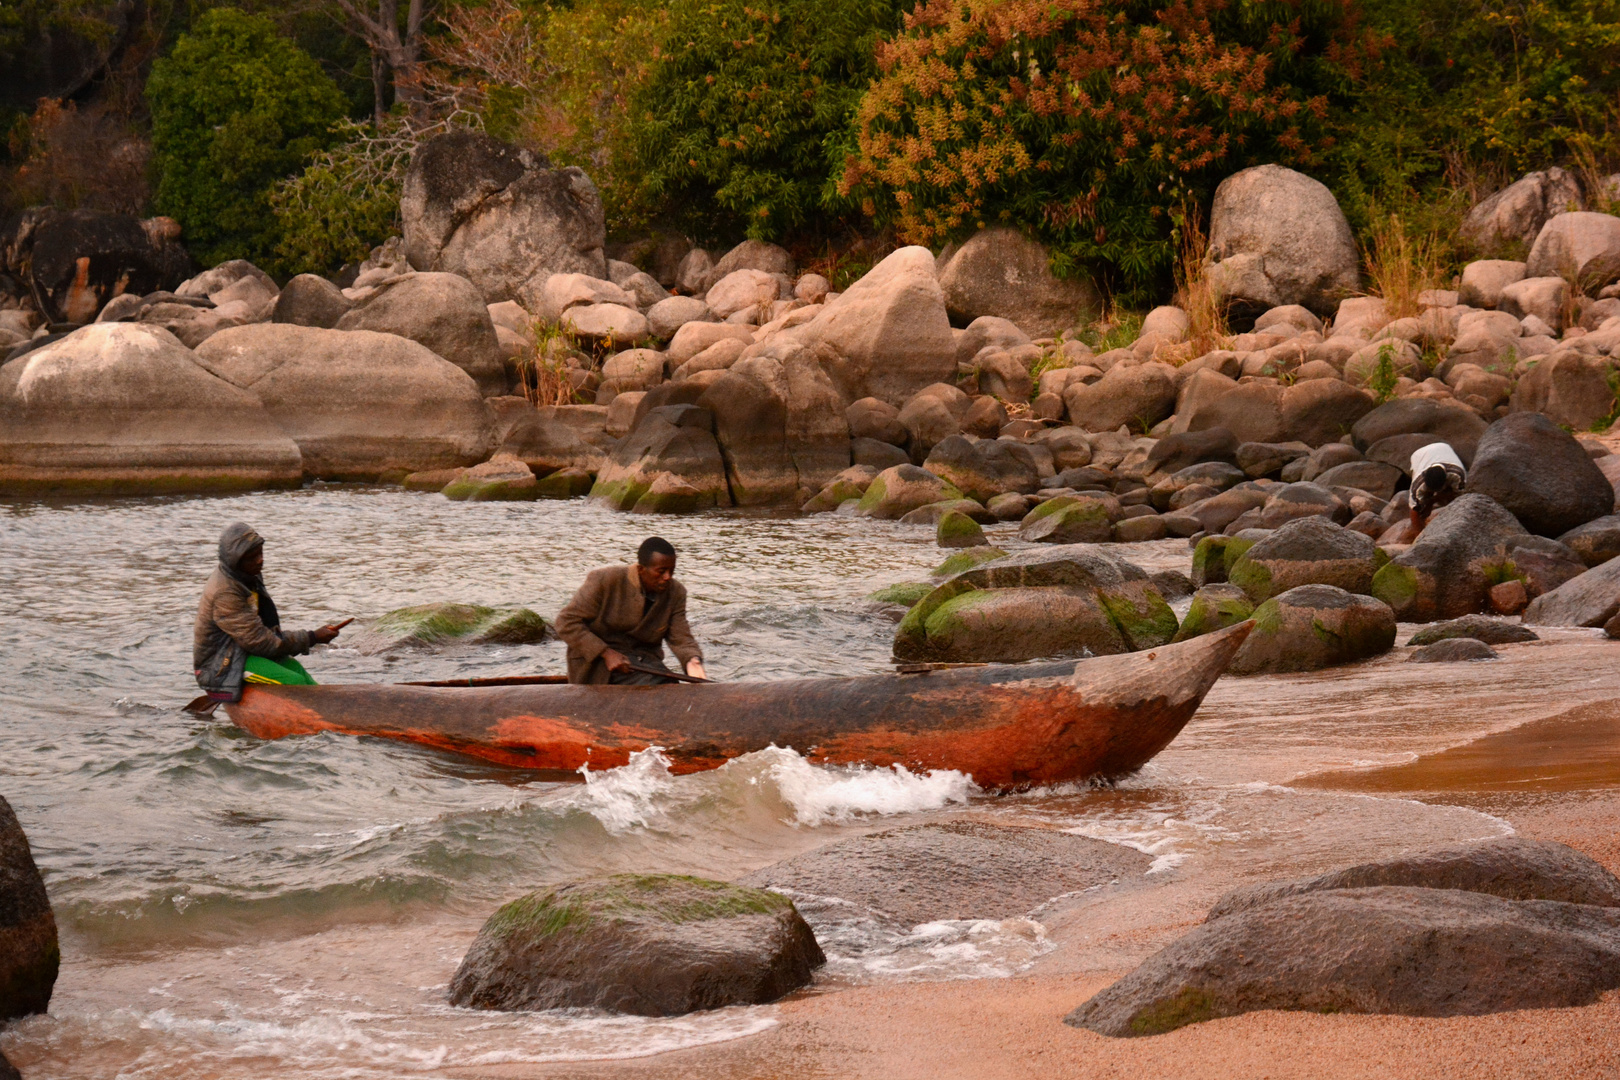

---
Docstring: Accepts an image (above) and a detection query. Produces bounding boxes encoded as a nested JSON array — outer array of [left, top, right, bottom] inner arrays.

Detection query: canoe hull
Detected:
[[225, 621, 1253, 790]]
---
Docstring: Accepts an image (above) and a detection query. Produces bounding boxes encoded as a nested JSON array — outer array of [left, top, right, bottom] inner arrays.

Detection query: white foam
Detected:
[[572, 746, 684, 833], [757, 745, 978, 825]]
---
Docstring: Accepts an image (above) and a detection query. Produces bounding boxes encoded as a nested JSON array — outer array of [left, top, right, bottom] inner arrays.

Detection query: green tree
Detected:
[[147, 8, 347, 269], [627, 0, 904, 244]]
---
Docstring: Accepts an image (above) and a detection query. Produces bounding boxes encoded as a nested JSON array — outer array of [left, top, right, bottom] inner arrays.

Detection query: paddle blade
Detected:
[[183, 695, 221, 716]]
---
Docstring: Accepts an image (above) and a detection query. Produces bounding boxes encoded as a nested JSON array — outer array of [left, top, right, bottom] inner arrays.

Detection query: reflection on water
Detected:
[[1, 488, 1613, 1076]]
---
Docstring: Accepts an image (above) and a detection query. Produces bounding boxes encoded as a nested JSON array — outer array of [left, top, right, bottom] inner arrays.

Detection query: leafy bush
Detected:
[[147, 8, 347, 270], [270, 117, 421, 276], [627, 0, 905, 243], [841, 0, 1375, 301]]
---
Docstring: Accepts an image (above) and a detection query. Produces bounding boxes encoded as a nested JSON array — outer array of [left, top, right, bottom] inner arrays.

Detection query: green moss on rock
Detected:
[[1370, 562, 1419, 611], [869, 581, 934, 608], [362, 603, 551, 650], [485, 874, 795, 942], [937, 510, 988, 548], [932, 547, 1007, 578]]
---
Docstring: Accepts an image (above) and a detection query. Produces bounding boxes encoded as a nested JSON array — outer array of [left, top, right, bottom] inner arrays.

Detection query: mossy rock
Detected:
[[931, 547, 1008, 578], [1191, 535, 1230, 586], [1230, 584, 1396, 675], [896, 584, 1131, 662], [803, 478, 868, 513], [352, 602, 551, 654], [448, 874, 825, 1015], [1019, 499, 1116, 544], [535, 467, 595, 499], [1172, 585, 1255, 643], [1096, 581, 1179, 651], [403, 468, 463, 492], [442, 458, 539, 502], [937, 510, 989, 548], [868, 581, 935, 609], [589, 476, 650, 511]]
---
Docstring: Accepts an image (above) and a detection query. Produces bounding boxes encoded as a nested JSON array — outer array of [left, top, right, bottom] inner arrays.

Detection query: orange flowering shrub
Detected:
[[841, 0, 1376, 298]]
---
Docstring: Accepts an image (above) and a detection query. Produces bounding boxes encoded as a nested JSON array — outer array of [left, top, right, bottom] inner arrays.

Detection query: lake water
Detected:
[[1, 489, 1609, 1078]]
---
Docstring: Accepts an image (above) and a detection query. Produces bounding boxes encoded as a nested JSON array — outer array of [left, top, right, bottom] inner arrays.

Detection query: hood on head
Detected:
[[218, 522, 264, 571]]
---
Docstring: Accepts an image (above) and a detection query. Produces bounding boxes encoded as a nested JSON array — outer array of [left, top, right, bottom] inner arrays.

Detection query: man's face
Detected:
[[239, 546, 265, 576], [637, 552, 676, 593]]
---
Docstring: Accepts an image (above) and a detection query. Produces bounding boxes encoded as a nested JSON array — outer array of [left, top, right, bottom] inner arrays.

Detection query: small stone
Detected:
[[1407, 614, 1538, 646], [1408, 637, 1499, 662], [1489, 578, 1530, 615], [534, 466, 594, 499], [441, 456, 539, 501]]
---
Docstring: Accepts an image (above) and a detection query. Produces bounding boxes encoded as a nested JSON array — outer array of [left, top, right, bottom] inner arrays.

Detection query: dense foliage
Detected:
[[840, 0, 1375, 299], [146, 8, 346, 269], [627, 0, 905, 243]]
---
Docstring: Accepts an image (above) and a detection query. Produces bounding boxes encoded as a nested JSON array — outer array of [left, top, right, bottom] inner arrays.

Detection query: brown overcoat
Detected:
[[554, 564, 703, 684]]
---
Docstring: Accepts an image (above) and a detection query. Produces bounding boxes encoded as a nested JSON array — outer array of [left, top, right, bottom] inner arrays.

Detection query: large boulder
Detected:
[[1062, 362, 1178, 434], [1278, 378, 1377, 447], [731, 343, 854, 496], [1370, 494, 1531, 621], [1510, 350, 1620, 432], [0, 323, 303, 495], [1228, 584, 1395, 675], [1228, 517, 1378, 602], [195, 324, 496, 479], [893, 547, 1176, 661], [1350, 398, 1490, 464], [1525, 211, 1620, 293], [786, 247, 955, 405], [497, 405, 610, 475], [701, 239, 795, 293], [590, 404, 729, 512], [400, 131, 606, 302], [1018, 493, 1124, 544], [1460, 169, 1584, 254], [1067, 885, 1620, 1037], [448, 874, 823, 1015], [695, 371, 798, 505], [1457, 259, 1528, 309], [854, 464, 962, 520], [1205, 164, 1360, 320], [335, 272, 507, 395], [1559, 514, 1620, 567], [1179, 381, 1287, 445], [936, 227, 1101, 338], [1466, 412, 1614, 537], [272, 274, 352, 329], [3, 208, 189, 323], [1523, 554, 1620, 627], [923, 436, 1040, 503], [0, 794, 57, 1020]]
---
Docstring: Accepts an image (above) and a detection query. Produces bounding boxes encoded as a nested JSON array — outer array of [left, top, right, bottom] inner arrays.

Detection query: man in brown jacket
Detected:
[[555, 537, 706, 685]]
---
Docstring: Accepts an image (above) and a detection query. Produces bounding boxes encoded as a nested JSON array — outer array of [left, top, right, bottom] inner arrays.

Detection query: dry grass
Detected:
[[514, 320, 592, 406], [1364, 211, 1447, 320], [1147, 200, 1228, 365]]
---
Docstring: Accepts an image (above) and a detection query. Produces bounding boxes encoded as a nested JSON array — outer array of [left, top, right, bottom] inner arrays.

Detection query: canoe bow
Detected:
[[224, 620, 1253, 791]]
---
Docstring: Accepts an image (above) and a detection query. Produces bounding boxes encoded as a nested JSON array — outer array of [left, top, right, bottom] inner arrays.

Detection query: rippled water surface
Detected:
[[0, 488, 1602, 1078]]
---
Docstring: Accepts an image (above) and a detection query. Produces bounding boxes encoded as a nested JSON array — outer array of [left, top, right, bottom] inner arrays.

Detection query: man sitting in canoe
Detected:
[[556, 537, 707, 685], [193, 522, 345, 703]]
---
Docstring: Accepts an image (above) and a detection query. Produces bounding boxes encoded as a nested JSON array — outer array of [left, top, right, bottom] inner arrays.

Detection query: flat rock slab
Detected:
[[1067, 886, 1620, 1037], [1408, 637, 1498, 662], [739, 822, 1150, 927], [1406, 615, 1539, 646]]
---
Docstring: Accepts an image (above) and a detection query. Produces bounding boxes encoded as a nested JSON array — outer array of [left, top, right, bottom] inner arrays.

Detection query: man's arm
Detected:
[[665, 587, 703, 671], [555, 571, 612, 666], [213, 589, 312, 658]]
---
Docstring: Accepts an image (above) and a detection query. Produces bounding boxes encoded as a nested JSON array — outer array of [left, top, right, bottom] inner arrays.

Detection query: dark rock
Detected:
[[6, 208, 189, 323], [1559, 515, 1620, 568], [1181, 484, 1272, 534], [448, 874, 823, 1015], [1258, 481, 1344, 529], [1230, 584, 1396, 675], [1467, 412, 1615, 537], [1372, 494, 1531, 622], [272, 273, 353, 328], [499, 406, 610, 476], [1311, 460, 1402, 500], [1171, 584, 1254, 643], [1151, 462, 1246, 510], [535, 466, 594, 498], [1067, 887, 1620, 1036], [1351, 398, 1489, 464], [1145, 428, 1238, 475], [1, 1047, 17, 1080], [1511, 543, 1588, 597], [696, 371, 797, 505], [851, 437, 911, 471], [1180, 381, 1287, 444], [1407, 615, 1539, 647], [1279, 378, 1377, 447], [1207, 837, 1620, 921], [924, 435, 1039, 503], [893, 547, 1175, 661], [1228, 516, 1378, 602], [1365, 432, 1448, 476], [401, 131, 606, 301], [1062, 362, 1178, 434], [1524, 554, 1620, 627], [739, 822, 1149, 928], [351, 603, 550, 654], [1299, 441, 1362, 479], [1409, 637, 1498, 661], [855, 464, 963, 520], [846, 397, 909, 446], [1235, 440, 1312, 478], [590, 405, 729, 512], [1149, 569, 1194, 601], [1114, 514, 1168, 541], [1018, 494, 1122, 544], [0, 794, 57, 1020]]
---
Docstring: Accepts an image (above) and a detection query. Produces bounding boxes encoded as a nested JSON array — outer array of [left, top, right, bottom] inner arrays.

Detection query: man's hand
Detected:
[[686, 658, 708, 680], [312, 624, 343, 645], [602, 648, 634, 674]]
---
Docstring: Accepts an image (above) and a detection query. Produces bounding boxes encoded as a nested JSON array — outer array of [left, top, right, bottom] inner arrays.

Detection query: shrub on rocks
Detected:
[[1228, 517, 1378, 602], [335, 272, 508, 395], [196, 324, 496, 480], [442, 456, 538, 501], [1228, 584, 1395, 675], [449, 874, 822, 1015], [1467, 412, 1614, 537], [0, 794, 57, 1021], [401, 131, 606, 302], [894, 547, 1175, 662], [936, 227, 1101, 337], [1407, 615, 1538, 647], [351, 603, 550, 654], [0, 323, 305, 496], [854, 464, 962, 520], [1371, 494, 1531, 621]]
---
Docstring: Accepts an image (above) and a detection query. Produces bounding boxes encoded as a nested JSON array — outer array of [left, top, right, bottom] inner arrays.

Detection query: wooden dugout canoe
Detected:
[[225, 621, 1254, 791]]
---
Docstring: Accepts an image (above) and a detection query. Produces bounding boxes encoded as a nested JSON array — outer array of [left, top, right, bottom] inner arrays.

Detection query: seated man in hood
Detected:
[[194, 522, 345, 703]]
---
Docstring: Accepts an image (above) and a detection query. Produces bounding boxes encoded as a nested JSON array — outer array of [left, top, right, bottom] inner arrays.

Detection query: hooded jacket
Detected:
[[193, 523, 313, 700]]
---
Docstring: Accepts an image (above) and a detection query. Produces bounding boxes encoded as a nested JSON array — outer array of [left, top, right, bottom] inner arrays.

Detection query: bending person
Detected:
[[1408, 442, 1467, 532], [556, 536, 706, 685], [194, 522, 344, 702]]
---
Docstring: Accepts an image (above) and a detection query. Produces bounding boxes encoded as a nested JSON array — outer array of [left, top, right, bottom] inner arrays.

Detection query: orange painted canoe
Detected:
[[225, 621, 1253, 791]]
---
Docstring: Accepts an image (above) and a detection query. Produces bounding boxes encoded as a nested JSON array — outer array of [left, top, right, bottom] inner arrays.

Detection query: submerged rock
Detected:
[[1171, 584, 1254, 643], [351, 603, 550, 654], [1406, 615, 1539, 647], [441, 456, 538, 501], [1229, 584, 1396, 675], [0, 794, 57, 1021], [936, 510, 989, 548], [1408, 638, 1499, 662], [739, 822, 1149, 928], [449, 874, 823, 1015], [1227, 516, 1378, 603]]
